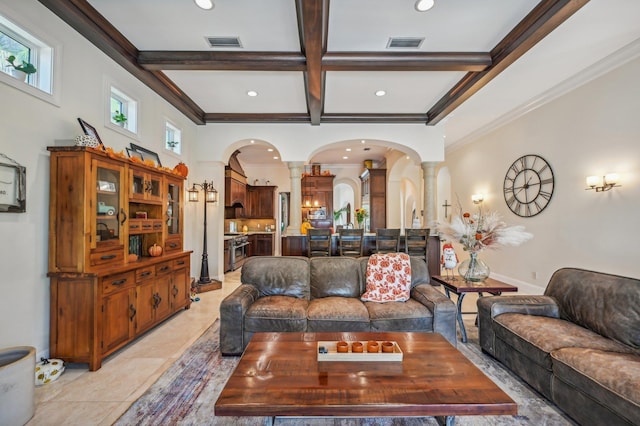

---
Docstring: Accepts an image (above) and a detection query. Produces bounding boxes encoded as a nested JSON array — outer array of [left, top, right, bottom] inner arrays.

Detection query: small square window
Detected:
[[165, 121, 182, 155], [0, 16, 54, 95], [110, 86, 137, 134]]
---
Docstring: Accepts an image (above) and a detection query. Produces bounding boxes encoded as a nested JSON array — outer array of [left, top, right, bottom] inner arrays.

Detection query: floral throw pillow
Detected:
[[361, 253, 412, 302]]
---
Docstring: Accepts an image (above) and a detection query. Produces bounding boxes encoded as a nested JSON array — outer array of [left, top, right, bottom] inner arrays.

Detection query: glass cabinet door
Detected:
[[94, 160, 124, 247], [129, 167, 162, 203], [166, 179, 181, 236]]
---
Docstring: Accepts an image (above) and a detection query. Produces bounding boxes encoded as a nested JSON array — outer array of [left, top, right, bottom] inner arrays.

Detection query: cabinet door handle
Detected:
[[153, 293, 162, 308], [176, 260, 184, 265], [172, 285, 178, 297], [129, 304, 136, 320], [159, 266, 170, 272], [169, 243, 178, 248], [101, 254, 116, 260], [111, 278, 127, 286], [120, 208, 127, 225], [140, 271, 152, 278]]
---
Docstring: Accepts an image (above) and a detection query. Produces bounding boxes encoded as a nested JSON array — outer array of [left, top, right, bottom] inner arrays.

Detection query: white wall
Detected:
[[0, 0, 197, 356], [441, 57, 640, 292]]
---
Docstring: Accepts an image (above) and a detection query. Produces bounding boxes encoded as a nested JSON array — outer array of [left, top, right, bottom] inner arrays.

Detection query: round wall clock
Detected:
[[503, 154, 554, 217]]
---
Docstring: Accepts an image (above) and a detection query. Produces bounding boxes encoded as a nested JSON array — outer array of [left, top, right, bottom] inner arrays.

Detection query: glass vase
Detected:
[[458, 252, 490, 282]]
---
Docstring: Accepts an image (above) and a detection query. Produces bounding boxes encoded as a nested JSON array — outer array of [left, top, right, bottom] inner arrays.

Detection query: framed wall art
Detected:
[[130, 143, 162, 167], [77, 118, 105, 150], [0, 154, 26, 213]]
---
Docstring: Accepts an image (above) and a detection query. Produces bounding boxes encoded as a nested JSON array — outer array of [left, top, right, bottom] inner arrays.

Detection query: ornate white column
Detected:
[[421, 161, 438, 230], [286, 161, 304, 235]]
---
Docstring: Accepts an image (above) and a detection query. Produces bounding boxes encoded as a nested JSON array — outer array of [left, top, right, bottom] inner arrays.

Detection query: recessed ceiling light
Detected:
[[194, 0, 214, 10], [267, 148, 274, 152], [343, 156, 348, 160], [273, 156, 279, 160], [247, 90, 258, 97], [250, 140, 255, 143], [346, 148, 351, 152], [361, 140, 366, 144], [375, 90, 386, 97], [415, 0, 434, 12]]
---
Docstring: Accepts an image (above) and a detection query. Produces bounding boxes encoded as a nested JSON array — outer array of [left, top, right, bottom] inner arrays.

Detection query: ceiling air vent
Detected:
[[387, 37, 424, 49], [206, 36, 242, 48]]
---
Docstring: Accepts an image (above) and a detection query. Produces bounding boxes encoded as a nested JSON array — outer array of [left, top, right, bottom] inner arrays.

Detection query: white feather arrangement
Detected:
[[436, 204, 532, 253]]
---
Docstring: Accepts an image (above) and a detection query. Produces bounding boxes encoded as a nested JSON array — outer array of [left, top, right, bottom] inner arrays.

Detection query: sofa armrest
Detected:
[[477, 295, 559, 356], [411, 284, 458, 347], [220, 284, 260, 355]]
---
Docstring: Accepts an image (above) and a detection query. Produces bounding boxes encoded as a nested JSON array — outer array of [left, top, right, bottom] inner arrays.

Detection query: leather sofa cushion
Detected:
[[241, 256, 310, 299], [545, 268, 640, 348], [494, 313, 634, 369], [552, 347, 640, 425], [307, 297, 370, 331], [244, 296, 309, 332], [310, 257, 362, 298], [366, 299, 433, 331]]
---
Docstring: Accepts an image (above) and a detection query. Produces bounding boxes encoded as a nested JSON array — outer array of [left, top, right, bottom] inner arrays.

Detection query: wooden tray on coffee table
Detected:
[[317, 340, 403, 361]]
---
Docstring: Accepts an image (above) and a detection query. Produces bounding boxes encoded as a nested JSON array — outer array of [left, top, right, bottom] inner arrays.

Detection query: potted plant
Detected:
[[112, 111, 127, 126], [6, 55, 36, 82]]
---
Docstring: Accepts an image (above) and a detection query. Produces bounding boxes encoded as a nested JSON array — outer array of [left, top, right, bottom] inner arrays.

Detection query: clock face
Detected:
[[503, 154, 554, 217]]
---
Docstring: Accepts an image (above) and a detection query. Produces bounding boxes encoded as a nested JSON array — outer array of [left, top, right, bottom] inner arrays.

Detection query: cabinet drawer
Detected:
[[135, 266, 156, 282], [90, 248, 124, 267], [152, 220, 163, 232], [101, 271, 135, 295], [128, 219, 142, 233], [165, 237, 182, 253], [155, 261, 173, 276], [172, 257, 188, 270]]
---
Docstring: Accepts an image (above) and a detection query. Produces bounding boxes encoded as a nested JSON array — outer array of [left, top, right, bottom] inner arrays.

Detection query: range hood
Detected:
[[229, 202, 244, 209]]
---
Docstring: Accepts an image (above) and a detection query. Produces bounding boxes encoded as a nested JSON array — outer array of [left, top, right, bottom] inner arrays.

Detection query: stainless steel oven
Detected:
[[228, 234, 250, 271]]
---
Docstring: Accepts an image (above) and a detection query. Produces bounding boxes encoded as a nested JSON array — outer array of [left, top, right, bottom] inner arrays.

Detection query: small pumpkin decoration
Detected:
[[173, 162, 189, 177], [148, 244, 163, 257]]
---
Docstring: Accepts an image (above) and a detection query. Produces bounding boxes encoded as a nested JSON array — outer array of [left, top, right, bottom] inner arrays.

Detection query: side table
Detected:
[[431, 275, 518, 343]]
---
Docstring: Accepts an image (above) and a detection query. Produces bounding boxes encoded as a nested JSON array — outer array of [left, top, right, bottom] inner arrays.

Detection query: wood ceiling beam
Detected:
[[322, 52, 491, 72], [203, 113, 427, 124], [426, 0, 590, 125], [204, 113, 311, 123], [297, 0, 328, 126], [37, 0, 206, 125], [138, 51, 307, 71]]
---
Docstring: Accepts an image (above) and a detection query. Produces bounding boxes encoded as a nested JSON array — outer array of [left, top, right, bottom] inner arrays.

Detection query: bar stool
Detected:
[[374, 228, 401, 254], [405, 228, 430, 260], [307, 228, 332, 257], [338, 228, 364, 257]]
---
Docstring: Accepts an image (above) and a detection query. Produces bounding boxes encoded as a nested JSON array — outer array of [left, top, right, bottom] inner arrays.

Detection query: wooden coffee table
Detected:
[[431, 276, 518, 343], [215, 331, 516, 425]]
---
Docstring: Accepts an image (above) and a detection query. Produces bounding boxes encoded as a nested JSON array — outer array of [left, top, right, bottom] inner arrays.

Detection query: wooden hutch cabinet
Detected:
[[47, 146, 191, 371], [360, 168, 387, 232], [302, 175, 334, 228]]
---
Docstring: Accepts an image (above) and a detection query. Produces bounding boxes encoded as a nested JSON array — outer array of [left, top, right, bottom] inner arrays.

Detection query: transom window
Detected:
[[0, 15, 53, 94], [110, 86, 137, 134], [165, 121, 182, 155]]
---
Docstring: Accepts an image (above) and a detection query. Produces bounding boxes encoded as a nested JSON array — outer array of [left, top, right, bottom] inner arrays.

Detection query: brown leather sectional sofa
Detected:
[[478, 268, 640, 426], [220, 256, 457, 355]]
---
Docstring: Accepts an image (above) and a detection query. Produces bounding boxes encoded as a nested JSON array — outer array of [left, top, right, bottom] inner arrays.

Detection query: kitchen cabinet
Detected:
[[302, 175, 334, 229], [224, 239, 232, 272], [360, 168, 386, 232], [47, 146, 191, 370], [255, 234, 274, 256], [246, 185, 277, 218], [225, 169, 247, 208]]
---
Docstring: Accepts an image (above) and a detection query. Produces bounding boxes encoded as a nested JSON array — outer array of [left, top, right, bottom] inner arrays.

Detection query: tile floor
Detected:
[[28, 269, 243, 426], [27, 269, 479, 426]]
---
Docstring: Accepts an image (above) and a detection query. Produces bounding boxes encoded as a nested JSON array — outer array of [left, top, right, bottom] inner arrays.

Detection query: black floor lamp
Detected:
[[188, 180, 218, 285]]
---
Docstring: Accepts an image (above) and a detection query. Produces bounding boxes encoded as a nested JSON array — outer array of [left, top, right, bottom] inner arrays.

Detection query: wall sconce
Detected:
[[585, 173, 621, 192], [188, 181, 218, 284], [471, 194, 484, 204]]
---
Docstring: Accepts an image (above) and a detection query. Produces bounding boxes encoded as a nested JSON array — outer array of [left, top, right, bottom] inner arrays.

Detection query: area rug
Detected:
[[115, 320, 575, 425]]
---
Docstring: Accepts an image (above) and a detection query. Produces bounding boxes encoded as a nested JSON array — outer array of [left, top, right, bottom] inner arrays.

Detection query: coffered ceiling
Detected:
[[37, 0, 640, 158]]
